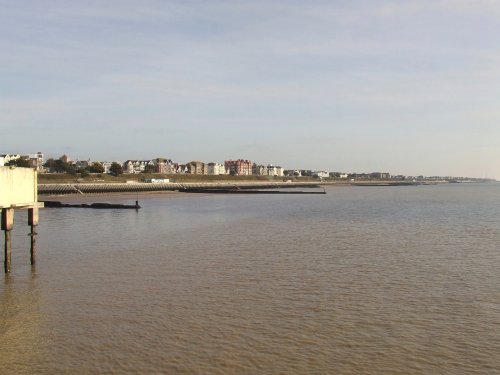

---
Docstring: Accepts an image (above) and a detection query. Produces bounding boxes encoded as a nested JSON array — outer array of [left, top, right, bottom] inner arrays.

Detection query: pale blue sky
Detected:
[[1, 0, 499, 178]]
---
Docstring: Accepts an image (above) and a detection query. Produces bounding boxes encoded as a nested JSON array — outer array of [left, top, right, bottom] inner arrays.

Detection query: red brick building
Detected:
[[224, 159, 252, 175]]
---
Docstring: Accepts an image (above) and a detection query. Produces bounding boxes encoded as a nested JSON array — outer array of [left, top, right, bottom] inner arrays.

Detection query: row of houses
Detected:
[[123, 158, 285, 176], [3, 152, 392, 179], [2, 153, 284, 176]]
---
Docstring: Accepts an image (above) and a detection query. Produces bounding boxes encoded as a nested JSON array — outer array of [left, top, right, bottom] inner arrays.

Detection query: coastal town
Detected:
[[0, 152, 493, 183]]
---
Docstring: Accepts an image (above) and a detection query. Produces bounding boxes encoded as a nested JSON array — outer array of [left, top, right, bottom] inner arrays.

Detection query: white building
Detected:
[[207, 162, 227, 175], [123, 160, 151, 174], [0, 154, 21, 166], [265, 165, 284, 177], [100, 162, 113, 174], [253, 164, 284, 177], [313, 171, 329, 178], [27, 152, 44, 171]]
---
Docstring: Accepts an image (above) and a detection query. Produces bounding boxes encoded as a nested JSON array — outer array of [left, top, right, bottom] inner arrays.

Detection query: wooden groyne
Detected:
[[42, 201, 141, 209]]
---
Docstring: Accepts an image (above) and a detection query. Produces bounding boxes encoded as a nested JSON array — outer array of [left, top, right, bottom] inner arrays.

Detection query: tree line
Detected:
[[43, 159, 123, 176], [5, 157, 123, 176]]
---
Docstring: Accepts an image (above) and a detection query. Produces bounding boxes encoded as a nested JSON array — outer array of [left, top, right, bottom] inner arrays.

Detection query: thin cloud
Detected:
[[1, 1, 500, 178]]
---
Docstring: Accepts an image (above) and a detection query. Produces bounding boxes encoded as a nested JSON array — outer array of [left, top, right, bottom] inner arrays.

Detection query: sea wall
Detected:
[[38, 181, 322, 195]]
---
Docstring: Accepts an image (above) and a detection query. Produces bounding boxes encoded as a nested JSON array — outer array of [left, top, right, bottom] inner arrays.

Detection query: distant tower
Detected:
[[36, 152, 44, 171]]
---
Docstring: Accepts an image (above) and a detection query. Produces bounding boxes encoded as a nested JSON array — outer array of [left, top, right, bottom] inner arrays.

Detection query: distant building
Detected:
[[350, 173, 370, 179], [329, 172, 348, 179], [285, 169, 302, 177], [174, 164, 188, 174], [252, 164, 267, 176], [300, 170, 313, 177], [0, 154, 21, 166], [101, 162, 113, 174], [0, 153, 43, 171], [267, 165, 284, 177], [60, 154, 70, 164], [225, 159, 252, 175], [152, 158, 175, 174], [26, 152, 44, 172], [207, 162, 227, 175], [370, 172, 391, 179], [123, 160, 151, 174], [313, 171, 329, 178], [74, 160, 90, 171], [255, 164, 284, 176], [186, 161, 207, 175]]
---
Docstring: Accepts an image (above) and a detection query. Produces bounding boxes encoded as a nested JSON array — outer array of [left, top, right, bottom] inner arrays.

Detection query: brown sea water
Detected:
[[1, 183, 500, 374]]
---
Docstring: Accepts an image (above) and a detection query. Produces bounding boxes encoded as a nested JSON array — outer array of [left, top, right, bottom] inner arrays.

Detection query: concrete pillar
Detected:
[[28, 207, 38, 265], [2, 208, 14, 273]]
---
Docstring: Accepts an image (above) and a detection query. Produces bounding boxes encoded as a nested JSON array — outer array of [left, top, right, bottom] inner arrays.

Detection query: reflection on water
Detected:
[[1, 267, 45, 374], [1, 184, 500, 374]]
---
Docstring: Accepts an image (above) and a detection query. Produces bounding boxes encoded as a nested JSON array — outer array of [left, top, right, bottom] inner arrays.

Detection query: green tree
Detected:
[[43, 158, 56, 171], [89, 162, 105, 174], [44, 158, 72, 173], [6, 157, 31, 168], [109, 162, 123, 176], [55, 159, 70, 173], [66, 165, 77, 175]]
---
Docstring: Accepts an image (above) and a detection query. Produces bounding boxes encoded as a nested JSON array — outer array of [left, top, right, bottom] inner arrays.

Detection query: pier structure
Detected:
[[0, 166, 42, 273]]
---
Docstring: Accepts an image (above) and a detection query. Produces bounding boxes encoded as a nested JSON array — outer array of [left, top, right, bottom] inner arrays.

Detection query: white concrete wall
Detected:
[[0, 166, 37, 208]]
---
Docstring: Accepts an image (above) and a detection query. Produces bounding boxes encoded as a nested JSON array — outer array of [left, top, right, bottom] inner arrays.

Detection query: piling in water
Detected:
[[2, 208, 14, 273]]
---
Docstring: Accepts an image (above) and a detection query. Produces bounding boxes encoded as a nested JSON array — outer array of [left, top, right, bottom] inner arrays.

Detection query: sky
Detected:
[[1, 0, 499, 178]]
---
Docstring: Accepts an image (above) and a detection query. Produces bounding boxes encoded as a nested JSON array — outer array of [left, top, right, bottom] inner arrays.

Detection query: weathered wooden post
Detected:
[[28, 207, 38, 265], [2, 208, 14, 273]]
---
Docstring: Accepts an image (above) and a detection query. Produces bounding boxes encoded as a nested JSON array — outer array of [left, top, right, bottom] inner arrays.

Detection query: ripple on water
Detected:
[[1, 184, 500, 374]]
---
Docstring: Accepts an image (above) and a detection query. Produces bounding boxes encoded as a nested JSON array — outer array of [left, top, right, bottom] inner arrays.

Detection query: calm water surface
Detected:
[[1, 184, 500, 374]]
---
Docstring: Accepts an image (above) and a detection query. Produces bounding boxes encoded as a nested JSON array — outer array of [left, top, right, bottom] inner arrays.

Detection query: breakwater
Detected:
[[180, 188, 326, 194], [38, 182, 323, 195], [42, 201, 141, 209]]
